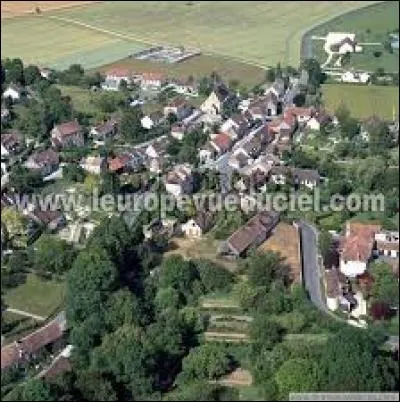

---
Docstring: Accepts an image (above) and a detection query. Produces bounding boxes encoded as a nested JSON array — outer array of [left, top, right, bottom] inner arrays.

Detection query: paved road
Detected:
[[299, 221, 331, 314], [6, 308, 46, 321]]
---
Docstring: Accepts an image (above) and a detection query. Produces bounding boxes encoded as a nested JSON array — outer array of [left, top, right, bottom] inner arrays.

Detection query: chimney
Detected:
[[345, 222, 351, 237]]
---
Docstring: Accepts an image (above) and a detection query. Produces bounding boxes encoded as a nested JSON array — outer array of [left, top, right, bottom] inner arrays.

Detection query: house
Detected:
[[200, 84, 230, 115], [341, 71, 370, 84], [102, 68, 132, 91], [140, 72, 166, 89], [3, 84, 22, 101], [164, 97, 192, 120], [81, 156, 106, 175], [269, 166, 291, 185], [247, 93, 279, 121], [181, 211, 215, 238], [228, 152, 251, 170], [265, 78, 285, 99], [148, 156, 165, 174], [25, 149, 59, 176], [1, 131, 24, 157], [306, 111, 332, 131], [165, 164, 193, 197], [108, 152, 143, 173], [90, 119, 119, 141], [143, 218, 178, 240], [170, 123, 186, 141], [375, 231, 399, 258], [199, 142, 218, 165], [28, 208, 66, 231], [292, 168, 320, 189], [38, 345, 73, 382], [219, 210, 280, 258], [211, 132, 232, 155], [141, 111, 164, 130], [168, 77, 198, 97], [325, 32, 363, 54], [285, 106, 314, 124], [145, 136, 169, 159], [339, 221, 382, 277], [1, 312, 66, 371], [39, 67, 53, 79], [51, 120, 84, 149], [1, 106, 10, 124], [220, 114, 250, 140], [325, 268, 341, 311], [258, 221, 302, 284]]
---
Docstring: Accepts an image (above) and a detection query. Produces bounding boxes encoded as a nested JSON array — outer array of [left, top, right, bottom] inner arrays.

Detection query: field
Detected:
[[1, 1, 99, 19], [321, 83, 399, 120], [1, 1, 377, 71], [306, 1, 399, 72], [3, 274, 66, 318]]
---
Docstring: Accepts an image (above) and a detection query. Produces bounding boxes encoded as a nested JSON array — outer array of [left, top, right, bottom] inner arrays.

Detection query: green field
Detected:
[[307, 1, 399, 72], [322, 83, 399, 120], [2, 1, 377, 70], [4, 273, 66, 318]]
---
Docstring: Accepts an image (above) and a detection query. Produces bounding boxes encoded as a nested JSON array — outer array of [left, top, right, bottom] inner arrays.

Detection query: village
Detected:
[[1, 54, 399, 395]]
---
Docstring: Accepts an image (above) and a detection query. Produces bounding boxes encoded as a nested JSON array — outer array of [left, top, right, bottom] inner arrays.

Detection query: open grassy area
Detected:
[[1, 13, 145, 70], [307, 1, 399, 72], [2, 1, 376, 70], [321, 83, 399, 120], [3, 274, 66, 318]]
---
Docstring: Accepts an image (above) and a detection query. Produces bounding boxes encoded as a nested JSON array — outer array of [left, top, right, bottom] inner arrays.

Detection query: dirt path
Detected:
[[6, 308, 46, 321], [210, 368, 253, 387]]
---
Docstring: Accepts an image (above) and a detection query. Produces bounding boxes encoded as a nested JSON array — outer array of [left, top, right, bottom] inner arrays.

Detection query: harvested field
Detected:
[[1, 1, 100, 19]]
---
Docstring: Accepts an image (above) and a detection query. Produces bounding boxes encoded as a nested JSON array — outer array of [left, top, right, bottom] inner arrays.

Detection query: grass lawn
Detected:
[[166, 235, 238, 272], [56, 84, 100, 116], [307, 1, 399, 72], [1, 311, 38, 339], [321, 83, 399, 120], [2, 1, 376, 70], [3, 273, 66, 318]]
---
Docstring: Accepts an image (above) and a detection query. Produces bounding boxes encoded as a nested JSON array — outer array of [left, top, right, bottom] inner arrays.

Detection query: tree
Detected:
[[371, 262, 399, 307], [1, 207, 28, 248], [63, 164, 85, 182], [180, 343, 231, 382], [275, 358, 319, 398], [66, 246, 118, 325], [300, 58, 323, 87], [33, 234, 75, 276], [118, 106, 144, 142], [4, 378, 54, 401], [250, 315, 284, 349], [293, 92, 306, 107], [74, 371, 118, 401], [266, 68, 276, 83], [100, 171, 120, 195], [368, 120, 393, 153], [244, 251, 290, 290], [16, 101, 47, 140], [319, 230, 333, 262], [23, 65, 41, 85], [9, 165, 44, 194], [95, 92, 125, 113], [195, 259, 234, 293], [2, 250, 29, 289], [3, 58, 25, 85]]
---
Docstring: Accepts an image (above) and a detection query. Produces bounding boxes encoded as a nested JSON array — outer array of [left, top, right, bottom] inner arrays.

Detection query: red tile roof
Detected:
[[105, 67, 131, 78], [142, 72, 165, 82], [212, 133, 232, 153], [108, 154, 130, 172], [53, 121, 81, 137]]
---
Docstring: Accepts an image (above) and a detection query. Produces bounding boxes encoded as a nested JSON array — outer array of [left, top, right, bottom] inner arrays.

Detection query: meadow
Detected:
[[1, 1, 377, 70], [321, 83, 399, 120], [306, 1, 399, 72]]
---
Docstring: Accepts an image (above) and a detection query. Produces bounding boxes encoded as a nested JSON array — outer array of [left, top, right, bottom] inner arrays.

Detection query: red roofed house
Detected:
[[25, 149, 60, 177], [284, 106, 314, 124], [1, 312, 66, 372], [51, 120, 84, 149], [140, 72, 166, 89], [339, 221, 382, 277], [211, 133, 232, 155]]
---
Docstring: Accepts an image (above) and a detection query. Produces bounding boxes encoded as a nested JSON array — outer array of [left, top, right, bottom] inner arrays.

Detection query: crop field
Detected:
[[2, 1, 376, 71], [306, 1, 399, 72], [321, 83, 399, 120]]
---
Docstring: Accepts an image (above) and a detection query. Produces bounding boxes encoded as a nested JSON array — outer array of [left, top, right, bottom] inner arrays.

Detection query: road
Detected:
[[299, 221, 330, 314]]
